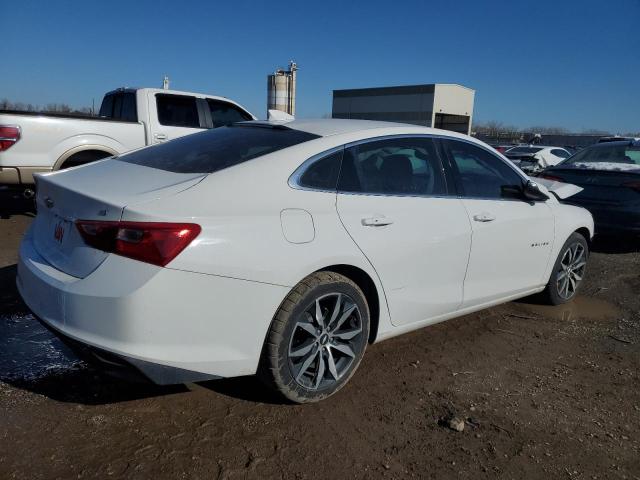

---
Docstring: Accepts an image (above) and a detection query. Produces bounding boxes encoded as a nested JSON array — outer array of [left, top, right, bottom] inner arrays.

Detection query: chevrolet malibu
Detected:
[[17, 119, 594, 403]]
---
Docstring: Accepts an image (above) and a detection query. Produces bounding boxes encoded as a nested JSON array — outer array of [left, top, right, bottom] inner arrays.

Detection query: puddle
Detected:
[[520, 296, 621, 322], [0, 313, 83, 382]]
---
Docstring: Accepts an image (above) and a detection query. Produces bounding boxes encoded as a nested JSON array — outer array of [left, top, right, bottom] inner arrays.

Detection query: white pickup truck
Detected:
[[0, 87, 255, 194]]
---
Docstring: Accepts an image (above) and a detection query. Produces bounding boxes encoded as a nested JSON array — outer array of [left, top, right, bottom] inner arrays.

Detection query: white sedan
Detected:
[[17, 119, 593, 403]]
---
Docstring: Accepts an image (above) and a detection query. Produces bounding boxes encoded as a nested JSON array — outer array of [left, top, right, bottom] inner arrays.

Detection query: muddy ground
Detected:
[[0, 194, 639, 480]]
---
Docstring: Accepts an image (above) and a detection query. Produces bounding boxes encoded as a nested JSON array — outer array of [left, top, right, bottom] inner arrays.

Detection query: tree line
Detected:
[[0, 98, 95, 116], [474, 120, 639, 138]]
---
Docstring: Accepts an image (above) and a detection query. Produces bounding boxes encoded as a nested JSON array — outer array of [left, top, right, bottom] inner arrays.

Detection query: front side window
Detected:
[[156, 94, 200, 128], [118, 125, 320, 174], [551, 149, 570, 158], [207, 100, 252, 127], [338, 137, 446, 196], [444, 139, 524, 199]]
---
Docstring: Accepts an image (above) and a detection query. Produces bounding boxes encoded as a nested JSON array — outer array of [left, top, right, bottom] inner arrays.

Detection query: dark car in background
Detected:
[[539, 140, 640, 236]]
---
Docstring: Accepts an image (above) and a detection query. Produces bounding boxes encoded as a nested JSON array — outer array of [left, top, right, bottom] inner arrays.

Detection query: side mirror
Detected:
[[523, 180, 549, 202]]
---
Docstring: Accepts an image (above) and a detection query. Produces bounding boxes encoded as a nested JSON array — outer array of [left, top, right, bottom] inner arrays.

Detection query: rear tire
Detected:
[[258, 272, 369, 404], [60, 150, 112, 169], [541, 232, 589, 305]]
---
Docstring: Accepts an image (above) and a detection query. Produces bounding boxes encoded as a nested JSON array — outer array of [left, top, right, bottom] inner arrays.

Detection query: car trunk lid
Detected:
[[33, 159, 205, 278]]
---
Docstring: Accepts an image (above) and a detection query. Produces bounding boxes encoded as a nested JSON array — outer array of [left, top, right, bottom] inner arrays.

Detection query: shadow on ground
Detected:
[[0, 190, 35, 219], [0, 263, 191, 405], [199, 376, 286, 405], [591, 234, 640, 254]]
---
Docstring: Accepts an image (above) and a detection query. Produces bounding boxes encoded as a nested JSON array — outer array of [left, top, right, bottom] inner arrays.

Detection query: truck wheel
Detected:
[[60, 150, 112, 169], [259, 272, 369, 403]]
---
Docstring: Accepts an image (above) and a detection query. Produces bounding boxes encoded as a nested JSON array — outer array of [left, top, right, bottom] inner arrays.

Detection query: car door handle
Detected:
[[154, 133, 168, 141], [473, 213, 496, 222], [361, 216, 393, 227]]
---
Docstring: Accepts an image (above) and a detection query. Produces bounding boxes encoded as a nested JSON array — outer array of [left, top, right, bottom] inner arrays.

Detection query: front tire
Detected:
[[542, 232, 589, 305], [259, 272, 369, 403]]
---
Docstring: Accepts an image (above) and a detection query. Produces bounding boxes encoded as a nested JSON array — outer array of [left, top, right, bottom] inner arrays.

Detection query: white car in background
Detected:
[[17, 119, 593, 403], [505, 145, 572, 174]]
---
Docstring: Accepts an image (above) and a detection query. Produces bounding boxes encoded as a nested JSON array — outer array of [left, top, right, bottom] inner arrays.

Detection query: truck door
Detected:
[[148, 93, 207, 144]]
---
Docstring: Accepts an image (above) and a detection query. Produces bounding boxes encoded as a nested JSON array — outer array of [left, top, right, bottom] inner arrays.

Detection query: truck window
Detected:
[[156, 94, 200, 128], [207, 99, 252, 127], [99, 95, 114, 118], [98, 92, 137, 122], [120, 93, 137, 122]]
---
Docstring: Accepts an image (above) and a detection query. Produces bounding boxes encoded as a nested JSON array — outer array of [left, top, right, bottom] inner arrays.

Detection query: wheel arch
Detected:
[[574, 227, 592, 249], [314, 264, 381, 344], [54, 145, 118, 170]]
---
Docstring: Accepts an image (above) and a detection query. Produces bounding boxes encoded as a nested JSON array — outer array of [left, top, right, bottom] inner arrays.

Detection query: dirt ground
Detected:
[[1, 194, 639, 480]]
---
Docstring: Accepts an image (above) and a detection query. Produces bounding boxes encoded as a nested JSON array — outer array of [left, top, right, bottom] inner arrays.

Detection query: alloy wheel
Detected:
[[287, 293, 364, 390], [556, 242, 587, 299]]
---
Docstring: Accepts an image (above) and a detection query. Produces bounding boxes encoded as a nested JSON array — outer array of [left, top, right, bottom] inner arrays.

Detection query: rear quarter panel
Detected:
[[119, 136, 396, 339]]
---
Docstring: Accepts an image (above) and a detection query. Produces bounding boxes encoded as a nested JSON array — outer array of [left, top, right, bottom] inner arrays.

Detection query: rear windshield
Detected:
[[507, 146, 543, 154], [562, 143, 640, 171], [118, 125, 320, 174]]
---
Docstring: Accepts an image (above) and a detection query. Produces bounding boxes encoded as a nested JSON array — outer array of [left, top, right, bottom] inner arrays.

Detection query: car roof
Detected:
[[243, 118, 472, 140]]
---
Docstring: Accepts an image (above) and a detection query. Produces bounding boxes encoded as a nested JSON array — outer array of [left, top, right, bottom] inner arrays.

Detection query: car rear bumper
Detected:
[[16, 233, 290, 384]]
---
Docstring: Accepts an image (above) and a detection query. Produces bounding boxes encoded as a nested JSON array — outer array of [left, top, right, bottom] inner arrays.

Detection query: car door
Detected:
[[335, 136, 472, 326], [149, 93, 206, 144], [441, 138, 555, 307]]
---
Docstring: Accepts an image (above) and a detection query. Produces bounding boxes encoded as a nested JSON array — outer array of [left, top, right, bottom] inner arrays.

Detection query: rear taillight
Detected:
[[0, 126, 21, 152], [75, 220, 201, 267], [539, 173, 565, 182], [622, 180, 640, 193]]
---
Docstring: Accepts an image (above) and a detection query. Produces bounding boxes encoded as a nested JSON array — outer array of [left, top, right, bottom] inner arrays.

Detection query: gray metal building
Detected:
[[332, 83, 475, 134]]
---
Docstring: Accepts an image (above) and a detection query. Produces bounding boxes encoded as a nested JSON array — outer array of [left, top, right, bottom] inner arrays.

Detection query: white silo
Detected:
[[267, 61, 297, 116]]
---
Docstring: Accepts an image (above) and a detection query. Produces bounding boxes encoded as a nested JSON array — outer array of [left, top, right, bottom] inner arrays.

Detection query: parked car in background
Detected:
[[0, 87, 255, 195], [505, 145, 572, 174], [490, 144, 515, 154], [539, 139, 640, 236], [17, 119, 593, 403], [597, 136, 639, 144]]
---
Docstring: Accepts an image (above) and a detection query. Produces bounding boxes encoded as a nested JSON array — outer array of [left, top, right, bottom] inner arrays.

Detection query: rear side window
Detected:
[[118, 125, 320, 174], [551, 149, 570, 158], [156, 94, 200, 128], [207, 100, 252, 127], [298, 150, 343, 190], [121, 93, 137, 122], [98, 92, 137, 121], [444, 139, 524, 199], [338, 137, 446, 196]]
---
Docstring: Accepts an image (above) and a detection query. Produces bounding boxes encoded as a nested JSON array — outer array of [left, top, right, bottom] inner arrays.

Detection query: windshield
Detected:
[[507, 146, 543, 154], [118, 124, 320, 174], [561, 142, 640, 172]]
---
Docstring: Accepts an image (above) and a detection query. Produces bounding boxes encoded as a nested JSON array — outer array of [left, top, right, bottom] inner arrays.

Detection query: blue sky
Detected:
[[1, 0, 638, 132]]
